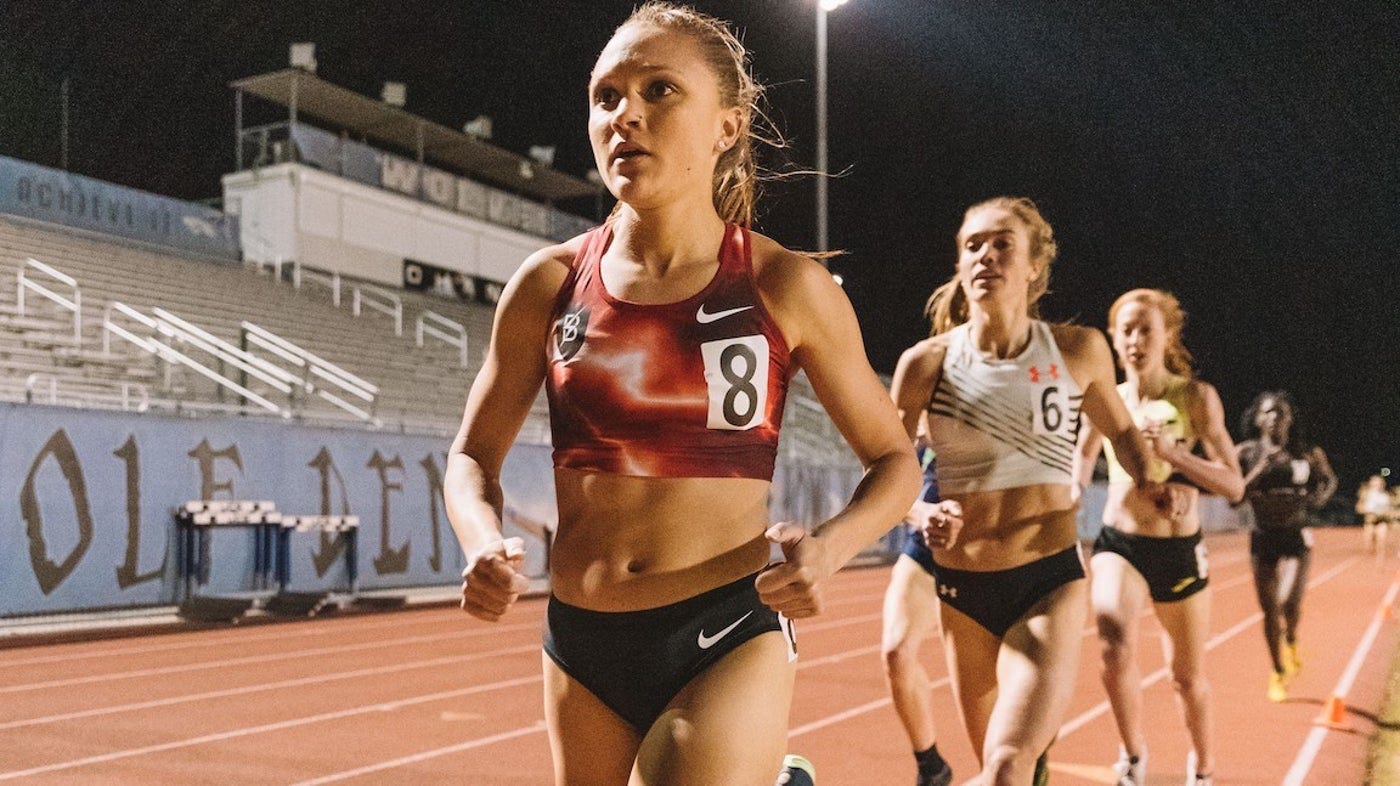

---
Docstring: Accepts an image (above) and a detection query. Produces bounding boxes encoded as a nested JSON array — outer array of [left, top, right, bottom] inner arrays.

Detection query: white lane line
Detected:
[[0, 610, 536, 668], [778, 553, 1264, 745], [0, 643, 540, 731], [3, 611, 882, 731], [1281, 569, 1400, 786], [953, 555, 1362, 786], [0, 543, 1251, 779], [0, 673, 543, 780], [0, 625, 542, 694], [0, 614, 889, 779], [0, 579, 893, 670], [288, 722, 550, 786], [1057, 556, 1359, 739], [252, 539, 1260, 782], [745, 547, 1322, 786]]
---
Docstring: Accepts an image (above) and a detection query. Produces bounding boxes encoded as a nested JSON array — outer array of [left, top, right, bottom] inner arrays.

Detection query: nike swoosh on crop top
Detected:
[[545, 222, 791, 479], [925, 321, 1083, 494]]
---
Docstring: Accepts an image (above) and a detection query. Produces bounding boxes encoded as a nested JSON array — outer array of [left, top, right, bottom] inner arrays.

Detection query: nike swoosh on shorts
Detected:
[[697, 610, 755, 649]]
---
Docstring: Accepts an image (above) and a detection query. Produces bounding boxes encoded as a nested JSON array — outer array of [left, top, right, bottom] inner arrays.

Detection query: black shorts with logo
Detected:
[[925, 546, 1086, 638], [1092, 525, 1210, 603], [543, 571, 794, 733]]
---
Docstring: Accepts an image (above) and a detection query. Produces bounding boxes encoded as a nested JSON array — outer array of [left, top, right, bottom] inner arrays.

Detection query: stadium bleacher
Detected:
[[0, 213, 852, 463], [0, 215, 498, 435]]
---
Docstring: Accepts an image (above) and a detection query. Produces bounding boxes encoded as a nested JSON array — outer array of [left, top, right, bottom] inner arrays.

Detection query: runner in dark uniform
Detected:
[[1235, 391, 1337, 702]]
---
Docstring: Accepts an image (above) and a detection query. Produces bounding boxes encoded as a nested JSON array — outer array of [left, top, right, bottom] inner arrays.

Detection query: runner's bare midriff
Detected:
[[938, 483, 1080, 571], [1104, 481, 1201, 537], [549, 467, 774, 611]]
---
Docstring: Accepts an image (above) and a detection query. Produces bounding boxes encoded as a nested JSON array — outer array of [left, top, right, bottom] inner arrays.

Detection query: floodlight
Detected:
[[528, 145, 556, 167], [290, 43, 317, 73], [463, 115, 493, 140], [381, 82, 407, 107]]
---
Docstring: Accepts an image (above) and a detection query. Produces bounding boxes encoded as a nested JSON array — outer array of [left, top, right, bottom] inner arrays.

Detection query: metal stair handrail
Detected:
[[415, 309, 468, 369], [101, 301, 287, 415], [17, 257, 82, 344], [240, 320, 380, 423], [23, 372, 150, 412]]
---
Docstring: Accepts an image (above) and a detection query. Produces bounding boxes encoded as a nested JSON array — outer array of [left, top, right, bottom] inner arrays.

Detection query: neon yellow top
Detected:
[[1106, 375, 1196, 483]]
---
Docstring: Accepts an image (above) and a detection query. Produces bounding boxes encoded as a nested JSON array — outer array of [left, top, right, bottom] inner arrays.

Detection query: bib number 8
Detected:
[[702, 336, 768, 430]]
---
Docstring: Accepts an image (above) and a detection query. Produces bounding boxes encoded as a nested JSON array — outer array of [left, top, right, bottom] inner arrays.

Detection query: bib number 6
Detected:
[[701, 336, 769, 430], [1032, 385, 1068, 436]]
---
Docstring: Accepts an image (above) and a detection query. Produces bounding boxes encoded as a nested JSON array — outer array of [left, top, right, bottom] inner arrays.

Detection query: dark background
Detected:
[[2, 0, 1396, 493]]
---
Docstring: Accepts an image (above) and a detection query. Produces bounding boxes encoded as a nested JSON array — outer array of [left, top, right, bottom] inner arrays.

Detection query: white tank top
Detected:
[[1361, 487, 1390, 515], [926, 320, 1083, 494]]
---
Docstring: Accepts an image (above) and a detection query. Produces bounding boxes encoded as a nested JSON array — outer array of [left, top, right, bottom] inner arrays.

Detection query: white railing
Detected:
[[24, 373, 150, 412], [17, 258, 82, 344], [240, 321, 380, 423], [292, 260, 343, 307], [101, 301, 286, 415], [152, 307, 301, 395], [352, 285, 403, 336], [416, 310, 468, 368]]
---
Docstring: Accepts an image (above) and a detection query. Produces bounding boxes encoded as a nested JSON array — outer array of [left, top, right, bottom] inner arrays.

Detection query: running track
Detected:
[[2, 528, 1395, 784]]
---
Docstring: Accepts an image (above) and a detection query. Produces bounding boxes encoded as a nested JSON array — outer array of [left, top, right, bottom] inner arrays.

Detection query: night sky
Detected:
[[2, 1, 1396, 493]]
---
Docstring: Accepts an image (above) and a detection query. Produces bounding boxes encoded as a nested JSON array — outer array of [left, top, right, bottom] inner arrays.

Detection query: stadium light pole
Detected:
[[816, 0, 850, 257]]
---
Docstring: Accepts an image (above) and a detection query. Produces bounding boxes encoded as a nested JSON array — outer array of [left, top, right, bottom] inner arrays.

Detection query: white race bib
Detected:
[[701, 336, 768, 430]]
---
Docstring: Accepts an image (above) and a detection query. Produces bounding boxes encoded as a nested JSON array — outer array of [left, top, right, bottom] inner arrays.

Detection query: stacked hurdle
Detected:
[[270, 514, 360, 616], [173, 501, 361, 620], [174, 500, 282, 620]]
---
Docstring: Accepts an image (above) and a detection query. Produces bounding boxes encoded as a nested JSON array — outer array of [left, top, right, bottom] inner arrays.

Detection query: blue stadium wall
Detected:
[[0, 403, 865, 618], [0, 404, 525, 617]]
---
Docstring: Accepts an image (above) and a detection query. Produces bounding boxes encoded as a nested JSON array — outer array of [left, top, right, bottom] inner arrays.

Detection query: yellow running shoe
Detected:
[[1282, 642, 1301, 678], [777, 754, 816, 786], [1268, 671, 1288, 703]]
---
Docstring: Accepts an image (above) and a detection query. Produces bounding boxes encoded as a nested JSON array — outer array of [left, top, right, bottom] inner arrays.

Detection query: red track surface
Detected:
[[2, 528, 1396, 784]]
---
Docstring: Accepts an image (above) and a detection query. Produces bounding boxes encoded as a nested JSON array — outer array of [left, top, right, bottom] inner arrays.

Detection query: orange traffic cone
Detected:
[[1313, 694, 1352, 730], [1383, 604, 1394, 621]]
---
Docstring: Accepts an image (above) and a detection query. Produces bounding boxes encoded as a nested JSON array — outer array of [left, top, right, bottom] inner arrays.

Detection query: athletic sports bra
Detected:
[[1105, 375, 1197, 484], [545, 222, 791, 479], [1239, 440, 1318, 529], [1239, 441, 1315, 494], [925, 321, 1083, 494]]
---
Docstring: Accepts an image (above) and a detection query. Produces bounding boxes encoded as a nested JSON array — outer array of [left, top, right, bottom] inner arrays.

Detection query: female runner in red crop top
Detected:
[[443, 4, 920, 784]]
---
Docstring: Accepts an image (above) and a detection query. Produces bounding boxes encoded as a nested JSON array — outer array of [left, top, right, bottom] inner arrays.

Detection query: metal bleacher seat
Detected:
[[0, 217, 485, 434]]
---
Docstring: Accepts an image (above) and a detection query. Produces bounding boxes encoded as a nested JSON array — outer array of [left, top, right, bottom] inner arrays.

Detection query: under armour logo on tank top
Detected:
[[925, 321, 1083, 494]]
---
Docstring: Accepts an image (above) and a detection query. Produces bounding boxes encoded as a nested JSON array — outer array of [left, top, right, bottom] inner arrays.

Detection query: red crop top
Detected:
[[545, 222, 791, 479]]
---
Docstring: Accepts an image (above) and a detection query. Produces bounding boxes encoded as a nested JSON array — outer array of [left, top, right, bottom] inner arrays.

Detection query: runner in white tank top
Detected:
[[886, 197, 1170, 786], [926, 319, 1083, 494], [1357, 474, 1391, 557]]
